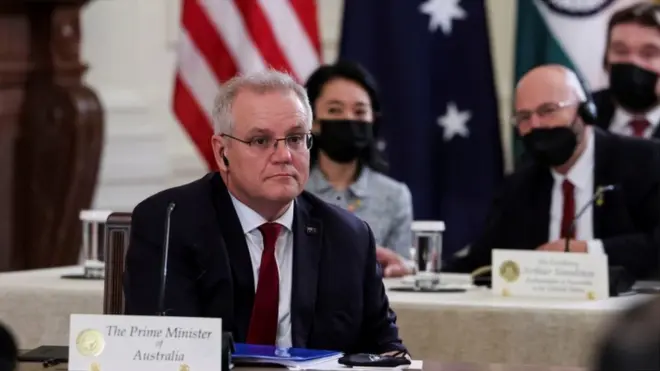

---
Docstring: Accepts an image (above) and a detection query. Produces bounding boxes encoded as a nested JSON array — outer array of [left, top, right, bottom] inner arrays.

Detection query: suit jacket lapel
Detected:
[[209, 173, 254, 341], [290, 196, 322, 348], [592, 128, 616, 238], [652, 124, 660, 139]]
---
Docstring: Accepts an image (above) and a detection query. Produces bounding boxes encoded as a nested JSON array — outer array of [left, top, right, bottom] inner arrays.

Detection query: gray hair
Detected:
[[212, 69, 313, 134]]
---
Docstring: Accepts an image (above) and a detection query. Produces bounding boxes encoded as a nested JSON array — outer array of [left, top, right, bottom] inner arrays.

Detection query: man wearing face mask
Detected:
[[592, 3, 660, 139], [445, 64, 660, 280]]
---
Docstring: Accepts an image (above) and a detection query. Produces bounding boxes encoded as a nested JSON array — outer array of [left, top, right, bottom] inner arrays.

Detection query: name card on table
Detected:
[[491, 249, 609, 300], [69, 314, 222, 371]]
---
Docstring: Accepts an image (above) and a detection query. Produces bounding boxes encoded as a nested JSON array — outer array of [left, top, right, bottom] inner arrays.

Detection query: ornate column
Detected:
[[0, 0, 103, 271]]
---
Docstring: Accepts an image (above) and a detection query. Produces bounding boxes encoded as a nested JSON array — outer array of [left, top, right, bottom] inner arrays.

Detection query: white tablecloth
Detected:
[[0, 267, 651, 367]]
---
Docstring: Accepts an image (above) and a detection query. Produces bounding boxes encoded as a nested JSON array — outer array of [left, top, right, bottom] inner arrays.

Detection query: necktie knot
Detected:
[[258, 222, 282, 252], [629, 118, 650, 137], [562, 179, 574, 194]]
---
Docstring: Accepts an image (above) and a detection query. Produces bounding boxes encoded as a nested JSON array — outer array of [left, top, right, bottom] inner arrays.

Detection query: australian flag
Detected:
[[340, 0, 504, 258]]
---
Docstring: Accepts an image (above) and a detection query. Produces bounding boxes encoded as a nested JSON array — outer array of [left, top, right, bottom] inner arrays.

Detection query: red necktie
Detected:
[[629, 119, 650, 137], [246, 222, 282, 345], [560, 179, 575, 239]]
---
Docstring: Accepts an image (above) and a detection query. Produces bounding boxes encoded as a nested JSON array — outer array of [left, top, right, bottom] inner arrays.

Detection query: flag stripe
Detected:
[[177, 29, 220, 116], [258, 0, 321, 81], [233, 0, 294, 76], [182, 0, 238, 83], [173, 76, 215, 169], [199, 0, 266, 73], [289, 0, 322, 57]]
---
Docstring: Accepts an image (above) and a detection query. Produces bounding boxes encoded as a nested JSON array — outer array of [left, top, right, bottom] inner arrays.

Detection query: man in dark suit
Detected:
[[592, 3, 660, 139], [445, 64, 660, 279], [123, 70, 407, 356]]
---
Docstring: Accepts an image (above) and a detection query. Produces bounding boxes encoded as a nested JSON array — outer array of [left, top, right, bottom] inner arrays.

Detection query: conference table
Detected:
[[16, 360, 586, 371], [0, 266, 652, 368]]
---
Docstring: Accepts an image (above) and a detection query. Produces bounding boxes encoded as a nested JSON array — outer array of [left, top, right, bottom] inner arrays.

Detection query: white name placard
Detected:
[[69, 314, 222, 371], [491, 249, 609, 300]]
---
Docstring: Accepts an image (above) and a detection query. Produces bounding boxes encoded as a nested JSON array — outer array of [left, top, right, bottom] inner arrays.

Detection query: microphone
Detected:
[[0, 323, 17, 371], [157, 202, 176, 316], [564, 185, 617, 252]]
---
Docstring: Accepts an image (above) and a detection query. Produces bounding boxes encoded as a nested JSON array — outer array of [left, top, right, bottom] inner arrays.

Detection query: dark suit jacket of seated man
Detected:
[[445, 66, 660, 280], [123, 70, 406, 356]]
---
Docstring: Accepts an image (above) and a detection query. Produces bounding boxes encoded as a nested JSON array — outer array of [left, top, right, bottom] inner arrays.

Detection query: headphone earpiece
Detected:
[[573, 70, 598, 124], [578, 100, 597, 124]]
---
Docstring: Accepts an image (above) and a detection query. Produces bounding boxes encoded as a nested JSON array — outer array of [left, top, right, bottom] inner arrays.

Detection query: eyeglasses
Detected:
[[221, 132, 313, 153], [511, 100, 579, 127]]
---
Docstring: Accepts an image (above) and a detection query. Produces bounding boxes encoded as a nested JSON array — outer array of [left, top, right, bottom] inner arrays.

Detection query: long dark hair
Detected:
[[304, 60, 389, 173]]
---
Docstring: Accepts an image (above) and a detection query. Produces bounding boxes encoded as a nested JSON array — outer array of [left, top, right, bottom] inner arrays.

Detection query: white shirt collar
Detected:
[[550, 126, 595, 191], [229, 193, 294, 234], [613, 104, 660, 129]]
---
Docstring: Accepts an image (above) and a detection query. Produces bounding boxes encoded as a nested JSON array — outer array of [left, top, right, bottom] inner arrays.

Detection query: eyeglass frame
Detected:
[[510, 99, 581, 128], [220, 132, 314, 153]]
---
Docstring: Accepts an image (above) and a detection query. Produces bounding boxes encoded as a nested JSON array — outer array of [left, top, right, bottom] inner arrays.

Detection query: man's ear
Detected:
[[211, 135, 227, 172], [311, 119, 321, 135]]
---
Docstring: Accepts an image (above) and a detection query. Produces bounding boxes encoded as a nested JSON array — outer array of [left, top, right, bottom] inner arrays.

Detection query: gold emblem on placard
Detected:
[[587, 291, 596, 300], [180, 364, 190, 371], [502, 288, 511, 297], [499, 260, 520, 283], [90, 362, 101, 371], [76, 329, 105, 357]]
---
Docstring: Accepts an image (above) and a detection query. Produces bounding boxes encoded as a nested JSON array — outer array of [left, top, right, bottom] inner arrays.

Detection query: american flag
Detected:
[[172, 0, 322, 170]]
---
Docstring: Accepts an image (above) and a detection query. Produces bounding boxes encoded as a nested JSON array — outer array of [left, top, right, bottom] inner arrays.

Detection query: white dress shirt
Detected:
[[549, 127, 604, 254], [230, 194, 294, 348], [609, 105, 660, 138]]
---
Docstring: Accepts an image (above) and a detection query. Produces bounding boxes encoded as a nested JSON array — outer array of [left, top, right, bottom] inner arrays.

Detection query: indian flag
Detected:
[[512, 0, 649, 161]]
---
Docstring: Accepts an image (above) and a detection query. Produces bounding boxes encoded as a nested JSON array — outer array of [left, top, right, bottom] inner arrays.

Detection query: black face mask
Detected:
[[609, 63, 659, 113], [316, 119, 373, 163], [522, 123, 579, 167]]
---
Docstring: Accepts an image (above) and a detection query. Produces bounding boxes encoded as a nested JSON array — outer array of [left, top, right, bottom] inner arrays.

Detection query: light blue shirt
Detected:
[[305, 166, 413, 259]]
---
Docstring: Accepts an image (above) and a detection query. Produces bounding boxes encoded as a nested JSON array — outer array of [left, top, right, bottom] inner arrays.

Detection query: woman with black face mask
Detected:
[[304, 61, 415, 278]]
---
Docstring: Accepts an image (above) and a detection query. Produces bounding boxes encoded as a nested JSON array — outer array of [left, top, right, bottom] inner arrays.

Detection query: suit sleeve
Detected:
[[359, 221, 408, 354], [123, 200, 201, 316], [444, 177, 513, 273], [600, 165, 660, 279], [385, 184, 414, 260]]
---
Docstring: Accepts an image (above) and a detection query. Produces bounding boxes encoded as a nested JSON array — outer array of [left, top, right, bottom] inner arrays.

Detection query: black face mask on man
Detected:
[[316, 119, 373, 163], [522, 120, 579, 168], [609, 63, 659, 113]]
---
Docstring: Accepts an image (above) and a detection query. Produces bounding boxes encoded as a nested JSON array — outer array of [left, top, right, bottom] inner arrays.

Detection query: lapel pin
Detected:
[[305, 226, 317, 235], [596, 186, 606, 206]]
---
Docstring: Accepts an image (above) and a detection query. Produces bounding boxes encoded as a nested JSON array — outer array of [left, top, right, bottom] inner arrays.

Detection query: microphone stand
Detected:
[[157, 202, 176, 316], [564, 185, 616, 252]]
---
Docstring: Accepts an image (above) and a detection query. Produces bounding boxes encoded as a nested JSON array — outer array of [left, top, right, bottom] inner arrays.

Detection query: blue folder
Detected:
[[232, 343, 342, 367]]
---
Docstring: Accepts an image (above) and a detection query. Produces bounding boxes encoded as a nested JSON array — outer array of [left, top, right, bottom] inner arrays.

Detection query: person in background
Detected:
[[304, 61, 414, 278], [593, 3, 660, 139], [445, 64, 660, 279]]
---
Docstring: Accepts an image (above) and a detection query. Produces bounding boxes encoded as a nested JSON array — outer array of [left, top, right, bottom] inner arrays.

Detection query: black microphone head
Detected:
[[0, 323, 17, 371], [167, 202, 176, 213]]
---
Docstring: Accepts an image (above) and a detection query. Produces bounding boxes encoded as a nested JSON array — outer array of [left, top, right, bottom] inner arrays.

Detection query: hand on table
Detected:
[[536, 239, 587, 253], [376, 246, 412, 278]]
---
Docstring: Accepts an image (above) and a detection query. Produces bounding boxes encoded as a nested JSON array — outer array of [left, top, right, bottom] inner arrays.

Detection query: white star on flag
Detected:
[[437, 102, 471, 141], [419, 0, 467, 35]]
